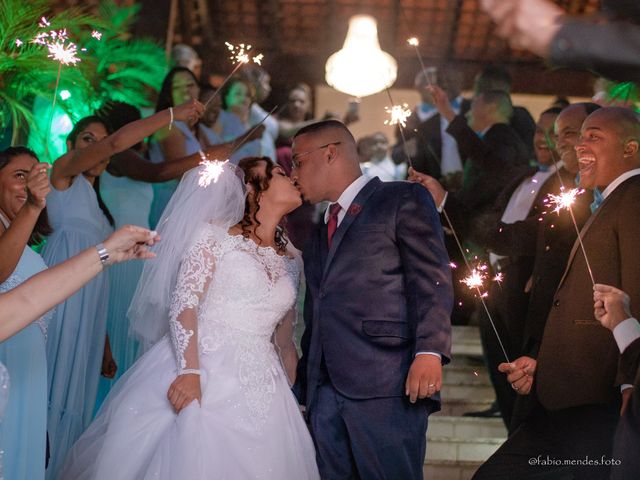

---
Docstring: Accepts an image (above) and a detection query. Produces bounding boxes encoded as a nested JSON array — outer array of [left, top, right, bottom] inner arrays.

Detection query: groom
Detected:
[[291, 120, 453, 479]]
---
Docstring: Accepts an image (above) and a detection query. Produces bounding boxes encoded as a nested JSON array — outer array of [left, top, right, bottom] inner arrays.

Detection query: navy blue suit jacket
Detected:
[[294, 177, 453, 414]]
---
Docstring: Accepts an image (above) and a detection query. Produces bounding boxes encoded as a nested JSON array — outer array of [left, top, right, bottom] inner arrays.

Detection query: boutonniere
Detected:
[[347, 203, 362, 216]]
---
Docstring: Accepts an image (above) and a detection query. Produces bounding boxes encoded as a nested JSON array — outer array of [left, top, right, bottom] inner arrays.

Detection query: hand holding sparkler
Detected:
[[171, 99, 205, 125], [593, 284, 632, 331], [498, 356, 537, 395], [26, 162, 51, 210], [425, 85, 456, 123]]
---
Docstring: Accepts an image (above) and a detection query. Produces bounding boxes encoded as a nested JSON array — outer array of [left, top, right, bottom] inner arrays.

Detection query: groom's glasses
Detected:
[[291, 142, 341, 169]]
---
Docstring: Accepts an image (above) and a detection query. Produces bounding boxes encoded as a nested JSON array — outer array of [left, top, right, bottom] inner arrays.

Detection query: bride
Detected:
[[61, 158, 320, 479]]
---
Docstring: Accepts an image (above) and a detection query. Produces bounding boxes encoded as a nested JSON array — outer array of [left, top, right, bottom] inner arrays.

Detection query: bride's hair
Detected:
[[237, 156, 289, 253]]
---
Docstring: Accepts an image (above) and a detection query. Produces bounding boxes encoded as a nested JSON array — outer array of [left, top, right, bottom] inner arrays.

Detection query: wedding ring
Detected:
[[428, 384, 436, 388], [511, 383, 519, 391]]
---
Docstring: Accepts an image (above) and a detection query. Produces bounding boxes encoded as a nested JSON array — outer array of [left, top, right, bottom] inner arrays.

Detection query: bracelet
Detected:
[[180, 369, 201, 376], [95, 243, 110, 267], [168, 107, 174, 130]]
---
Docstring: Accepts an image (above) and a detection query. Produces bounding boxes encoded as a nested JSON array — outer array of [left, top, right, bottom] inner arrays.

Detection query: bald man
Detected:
[[474, 107, 640, 479], [291, 120, 453, 479]]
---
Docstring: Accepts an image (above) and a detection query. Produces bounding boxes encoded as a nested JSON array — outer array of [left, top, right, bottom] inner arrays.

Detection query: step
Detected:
[[423, 460, 482, 480], [441, 382, 496, 402], [452, 325, 482, 344], [443, 362, 491, 386], [428, 416, 507, 439], [436, 399, 495, 417], [451, 325, 483, 357], [426, 435, 505, 463]]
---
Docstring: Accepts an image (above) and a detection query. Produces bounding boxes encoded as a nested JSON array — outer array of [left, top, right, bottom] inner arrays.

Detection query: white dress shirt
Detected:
[[490, 163, 561, 269], [613, 318, 640, 354], [324, 175, 442, 361], [602, 169, 640, 391], [601, 168, 640, 200]]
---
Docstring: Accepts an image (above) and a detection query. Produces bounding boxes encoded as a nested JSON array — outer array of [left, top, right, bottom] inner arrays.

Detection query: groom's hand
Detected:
[[405, 354, 442, 403]]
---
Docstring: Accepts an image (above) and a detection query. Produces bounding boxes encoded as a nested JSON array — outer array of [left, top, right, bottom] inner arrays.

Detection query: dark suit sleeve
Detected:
[[396, 183, 453, 362], [445, 114, 491, 166], [550, 20, 640, 84]]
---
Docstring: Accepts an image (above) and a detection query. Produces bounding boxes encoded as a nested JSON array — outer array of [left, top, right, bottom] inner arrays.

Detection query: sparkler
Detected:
[[384, 88, 413, 168], [543, 132, 596, 286], [25, 18, 84, 160], [204, 42, 264, 108], [384, 103, 412, 128], [545, 186, 596, 286], [198, 159, 228, 187], [191, 105, 278, 191], [406, 37, 432, 87], [441, 207, 511, 363]]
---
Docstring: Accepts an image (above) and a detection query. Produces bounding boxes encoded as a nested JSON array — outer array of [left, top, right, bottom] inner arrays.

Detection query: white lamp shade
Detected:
[[325, 15, 398, 98]]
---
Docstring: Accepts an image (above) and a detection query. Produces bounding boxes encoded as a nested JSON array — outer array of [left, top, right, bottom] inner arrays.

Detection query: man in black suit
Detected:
[[414, 107, 567, 427], [593, 284, 640, 480], [415, 85, 529, 240], [473, 65, 536, 156], [393, 68, 470, 184]]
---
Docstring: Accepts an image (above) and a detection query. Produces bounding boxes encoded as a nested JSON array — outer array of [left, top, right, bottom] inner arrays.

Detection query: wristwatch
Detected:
[[95, 243, 110, 267]]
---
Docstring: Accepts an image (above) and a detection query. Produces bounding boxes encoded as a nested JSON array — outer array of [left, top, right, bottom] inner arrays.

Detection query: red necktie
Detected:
[[327, 203, 342, 249]]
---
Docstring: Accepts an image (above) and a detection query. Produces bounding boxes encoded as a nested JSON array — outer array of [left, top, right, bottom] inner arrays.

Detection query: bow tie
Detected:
[[590, 188, 604, 213]]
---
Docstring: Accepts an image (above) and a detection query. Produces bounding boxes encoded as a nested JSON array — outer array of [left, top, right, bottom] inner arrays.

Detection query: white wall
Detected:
[[314, 84, 590, 142]]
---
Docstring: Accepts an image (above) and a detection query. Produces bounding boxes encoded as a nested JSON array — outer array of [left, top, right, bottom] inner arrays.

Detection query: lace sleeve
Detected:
[[168, 226, 223, 373], [273, 245, 303, 385]]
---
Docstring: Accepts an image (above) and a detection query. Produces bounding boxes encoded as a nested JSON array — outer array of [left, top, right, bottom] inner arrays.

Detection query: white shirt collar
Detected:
[[602, 168, 640, 200], [324, 175, 373, 224]]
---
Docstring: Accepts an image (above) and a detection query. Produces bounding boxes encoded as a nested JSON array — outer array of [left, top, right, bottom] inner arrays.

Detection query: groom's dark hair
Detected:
[[294, 119, 356, 144]]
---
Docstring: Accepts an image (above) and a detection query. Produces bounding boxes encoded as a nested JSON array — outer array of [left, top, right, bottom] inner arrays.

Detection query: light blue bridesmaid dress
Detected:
[[148, 121, 203, 228], [42, 174, 112, 480], [93, 171, 153, 411], [0, 213, 50, 480]]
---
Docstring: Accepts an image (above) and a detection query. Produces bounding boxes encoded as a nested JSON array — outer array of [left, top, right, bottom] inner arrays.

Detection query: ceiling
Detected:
[[123, 0, 603, 96]]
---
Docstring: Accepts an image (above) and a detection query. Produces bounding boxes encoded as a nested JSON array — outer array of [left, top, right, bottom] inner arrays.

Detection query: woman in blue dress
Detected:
[[217, 77, 262, 164], [148, 67, 207, 228], [43, 101, 204, 480], [0, 146, 52, 480]]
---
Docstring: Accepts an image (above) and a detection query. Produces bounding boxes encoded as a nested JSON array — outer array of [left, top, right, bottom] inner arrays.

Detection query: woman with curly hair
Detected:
[[61, 158, 319, 479]]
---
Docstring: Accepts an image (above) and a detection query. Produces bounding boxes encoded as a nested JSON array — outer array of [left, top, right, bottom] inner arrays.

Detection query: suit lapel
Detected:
[[555, 194, 607, 290], [322, 178, 381, 280]]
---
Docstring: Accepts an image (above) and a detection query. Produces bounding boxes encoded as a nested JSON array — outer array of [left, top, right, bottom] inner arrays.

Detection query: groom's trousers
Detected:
[[309, 378, 430, 480]]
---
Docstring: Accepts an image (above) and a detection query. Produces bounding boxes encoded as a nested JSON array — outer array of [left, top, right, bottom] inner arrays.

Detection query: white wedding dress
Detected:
[[61, 224, 320, 480]]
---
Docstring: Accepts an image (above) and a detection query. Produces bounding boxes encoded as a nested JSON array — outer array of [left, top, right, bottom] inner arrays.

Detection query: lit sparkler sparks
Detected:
[[205, 42, 265, 108], [198, 159, 228, 187], [545, 187, 585, 215], [407, 37, 419, 46], [91, 30, 103, 40], [225, 42, 263, 65], [461, 262, 490, 290], [493, 272, 504, 285], [31, 22, 81, 66], [384, 104, 412, 128]]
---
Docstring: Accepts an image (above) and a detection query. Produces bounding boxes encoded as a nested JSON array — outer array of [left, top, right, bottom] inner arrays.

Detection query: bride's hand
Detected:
[[167, 374, 202, 413]]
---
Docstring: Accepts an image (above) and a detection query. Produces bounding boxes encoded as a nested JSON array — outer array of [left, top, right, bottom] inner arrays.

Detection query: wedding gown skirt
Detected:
[[61, 334, 319, 479]]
